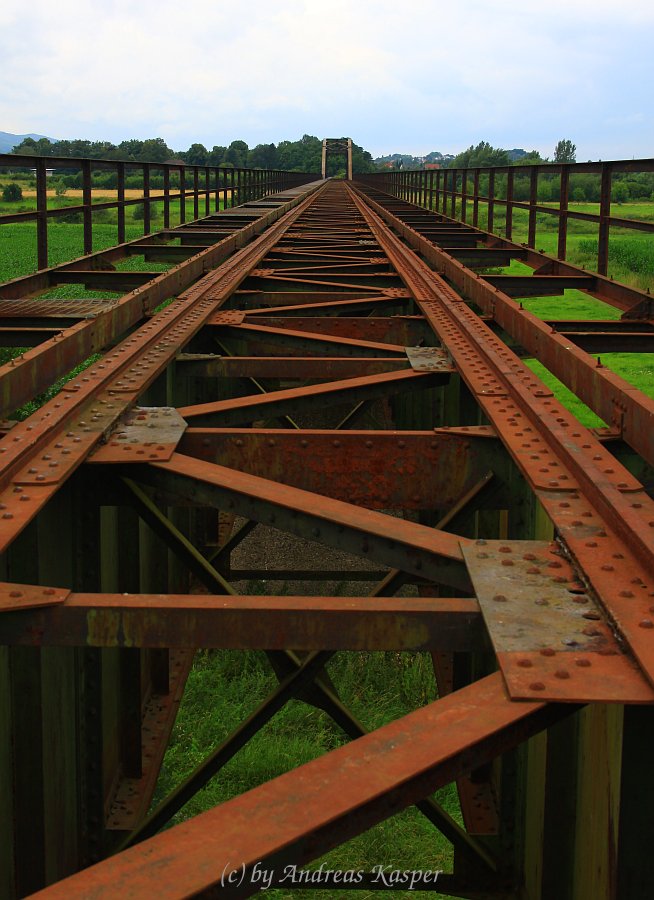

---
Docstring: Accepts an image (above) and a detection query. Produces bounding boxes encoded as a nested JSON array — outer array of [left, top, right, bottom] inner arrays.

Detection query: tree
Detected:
[[138, 138, 173, 162], [554, 139, 576, 163], [248, 143, 278, 169], [225, 140, 249, 167], [612, 181, 629, 204], [449, 142, 510, 169], [2, 183, 22, 202], [185, 143, 209, 165]]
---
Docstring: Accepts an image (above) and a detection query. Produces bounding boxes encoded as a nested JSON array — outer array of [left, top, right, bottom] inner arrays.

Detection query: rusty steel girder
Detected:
[[0, 173, 653, 899]]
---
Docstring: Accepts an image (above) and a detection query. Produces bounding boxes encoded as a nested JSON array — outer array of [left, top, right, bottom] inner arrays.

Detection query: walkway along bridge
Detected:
[[0, 149, 654, 898]]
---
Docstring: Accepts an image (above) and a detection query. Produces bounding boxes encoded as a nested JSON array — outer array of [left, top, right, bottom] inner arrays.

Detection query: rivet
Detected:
[[529, 682, 546, 691], [541, 648, 556, 657], [493, 594, 507, 603], [517, 659, 533, 668], [555, 670, 570, 680], [575, 659, 591, 667], [639, 620, 654, 629]]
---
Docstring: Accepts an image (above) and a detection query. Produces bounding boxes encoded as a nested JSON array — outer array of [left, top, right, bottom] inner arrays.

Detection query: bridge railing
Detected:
[[0, 152, 313, 274], [359, 158, 654, 277]]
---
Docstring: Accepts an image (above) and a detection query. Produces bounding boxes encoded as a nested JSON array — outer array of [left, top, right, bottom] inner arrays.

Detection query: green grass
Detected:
[[0, 198, 228, 281], [442, 199, 654, 292], [152, 650, 461, 899]]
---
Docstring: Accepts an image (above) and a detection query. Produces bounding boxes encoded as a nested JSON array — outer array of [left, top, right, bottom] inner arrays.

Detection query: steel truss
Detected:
[[0, 175, 653, 899]]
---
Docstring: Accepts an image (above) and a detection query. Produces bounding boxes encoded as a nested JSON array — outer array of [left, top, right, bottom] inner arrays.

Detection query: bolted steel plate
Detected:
[[0, 580, 69, 612], [90, 407, 187, 463], [405, 346, 451, 372], [461, 539, 654, 703]]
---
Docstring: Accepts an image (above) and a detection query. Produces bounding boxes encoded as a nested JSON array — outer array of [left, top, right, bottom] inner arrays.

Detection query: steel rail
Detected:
[[346, 183, 654, 690], [0, 187, 321, 419], [354, 185, 654, 466], [0, 183, 324, 556]]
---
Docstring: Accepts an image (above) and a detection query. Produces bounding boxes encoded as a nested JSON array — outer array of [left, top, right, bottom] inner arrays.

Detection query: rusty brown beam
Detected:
[[27, 674, 564, 900], [0, 592, 482, 651]]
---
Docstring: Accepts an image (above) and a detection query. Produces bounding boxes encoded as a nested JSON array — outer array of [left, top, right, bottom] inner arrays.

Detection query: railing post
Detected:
[[143, 163, 151, 236], [117, 162, 126, 245], [528, 167, 538, 248], [163, 166, 170, 228], [82, 159, 92, 255], [488, 169, 495, 233], [472, 168, 480, 227], [557, 166, 569, 260], [435, 169, 441, 212], [505, 169, 514, 241], [179, 166, 186, 224], [193, 167, 199, 221], [598, 164, 612, 276], [461, 170, 468, 223], [450, 169, 456, 218], [204, 167, 210, 217], [36, 158, 48, 270]]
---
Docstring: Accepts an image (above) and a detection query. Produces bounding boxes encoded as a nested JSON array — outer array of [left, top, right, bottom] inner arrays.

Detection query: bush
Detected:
[[612, 182, 629, 204], [2, 183, 23, 202], [131, 202, 160, 221], [58, 212, 83, 224]]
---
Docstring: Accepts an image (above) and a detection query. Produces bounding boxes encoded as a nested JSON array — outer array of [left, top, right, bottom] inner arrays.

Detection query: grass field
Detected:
[[441, 199, 654, 293]]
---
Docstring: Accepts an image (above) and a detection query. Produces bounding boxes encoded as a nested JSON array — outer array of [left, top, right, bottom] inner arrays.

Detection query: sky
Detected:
[[1, 0, 653, 161]]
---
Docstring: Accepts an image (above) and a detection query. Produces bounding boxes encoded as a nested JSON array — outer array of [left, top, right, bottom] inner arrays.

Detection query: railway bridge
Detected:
[[0, 147, 654, 898]]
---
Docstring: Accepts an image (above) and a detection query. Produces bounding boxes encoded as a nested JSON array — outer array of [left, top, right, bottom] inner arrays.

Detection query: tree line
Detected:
[[10, 133, 376, 176], [431, 140, 654, 204]]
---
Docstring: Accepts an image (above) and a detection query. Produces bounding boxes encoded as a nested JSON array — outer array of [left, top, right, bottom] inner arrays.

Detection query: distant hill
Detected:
[[0, 131, 54, 154], [373, 150, 455, 168]]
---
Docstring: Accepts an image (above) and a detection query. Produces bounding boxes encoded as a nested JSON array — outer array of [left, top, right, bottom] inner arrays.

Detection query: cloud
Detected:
[[1, 0, 652, 159]]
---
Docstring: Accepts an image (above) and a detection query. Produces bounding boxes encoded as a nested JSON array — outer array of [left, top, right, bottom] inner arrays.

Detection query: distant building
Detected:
[[424, 163, 441, 170]]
